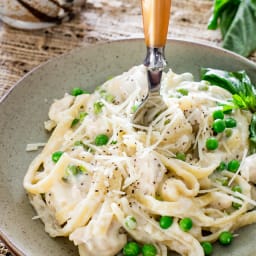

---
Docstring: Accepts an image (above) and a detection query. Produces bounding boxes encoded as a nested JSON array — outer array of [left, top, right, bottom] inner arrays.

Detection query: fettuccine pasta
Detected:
[[24, 65, 256, 256]]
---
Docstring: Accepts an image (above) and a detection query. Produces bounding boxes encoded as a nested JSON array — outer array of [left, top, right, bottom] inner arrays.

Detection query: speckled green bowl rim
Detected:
[[0, 229, 25, 256], [1, 37, 256, 256], [2, 37, 256, 106]]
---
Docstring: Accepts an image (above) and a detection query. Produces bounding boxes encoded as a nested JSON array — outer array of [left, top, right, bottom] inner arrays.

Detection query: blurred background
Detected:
[[0, 0, 223, 100], [1, 0, 256, 98]]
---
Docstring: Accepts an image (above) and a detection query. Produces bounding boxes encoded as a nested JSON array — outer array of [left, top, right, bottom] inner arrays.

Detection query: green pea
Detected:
[[222, 105, 233, 114], [216, 161, 226, 171], [74, 141, 91, 151], [74, 140, 84, 147], [131, 105, 139, 113], [93, 101, 104, 114], [71, 118, 79, 127], [124, 216, 137, 230], [213, 119, 226, 133], [70, 87, 87, 96], [198, 84, 209, 91], [218, 231, 233, 245], [232, 185, 242, 193], [142, 244, 157, 256], [232, 201, 241, 209], [218, 177, 229, 186], [79, 112, 88, 121], [212, 110, 224, 120], [177, 88, 189, 96], [159, 216, 173, 229], [179, 217, 193, 232], [123, 242, 140, 256], [225, 128, 233, 137], [164, 119, 170, 125], [72, 165, 86, 175], [206, 137, 218, 150], [201, 241, 213, 256], [99, 89, 115, 102], [94, 134, 109, 146], [63, 165, 86, 181], [232, 185, 242, 209], [225, 117, 237, 128], [227, 159, 240, 173], [176, 152, 186, 161], [52, 151, 63, 163]]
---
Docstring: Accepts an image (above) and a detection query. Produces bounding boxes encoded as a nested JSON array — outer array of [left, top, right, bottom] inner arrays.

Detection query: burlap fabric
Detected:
[[0, 0, 256, 255]]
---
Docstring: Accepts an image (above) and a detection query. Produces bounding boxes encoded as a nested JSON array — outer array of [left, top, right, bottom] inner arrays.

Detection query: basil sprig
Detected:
[[208, 0, 256, 57]]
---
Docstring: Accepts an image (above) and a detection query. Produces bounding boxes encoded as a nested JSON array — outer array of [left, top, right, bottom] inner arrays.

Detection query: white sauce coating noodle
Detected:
[[24, 65, 256, 256]]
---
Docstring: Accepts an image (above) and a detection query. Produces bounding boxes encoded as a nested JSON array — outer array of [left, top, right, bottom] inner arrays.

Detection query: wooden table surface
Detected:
[[0, 0, 255, 255], [0, 0, 221, 100]]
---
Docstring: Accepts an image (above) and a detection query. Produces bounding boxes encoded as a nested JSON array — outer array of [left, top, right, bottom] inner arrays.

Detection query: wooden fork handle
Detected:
[[141, 0, 171, 48]]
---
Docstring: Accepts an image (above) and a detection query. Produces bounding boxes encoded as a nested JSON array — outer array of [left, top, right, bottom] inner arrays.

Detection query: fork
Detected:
[[133, 0, 171, 126]]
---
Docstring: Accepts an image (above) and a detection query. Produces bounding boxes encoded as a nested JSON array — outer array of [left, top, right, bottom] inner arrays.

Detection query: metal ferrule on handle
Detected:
[[141, 0, 171, 93], [144, 47, 166, 93], [144, 47, 167, 70]]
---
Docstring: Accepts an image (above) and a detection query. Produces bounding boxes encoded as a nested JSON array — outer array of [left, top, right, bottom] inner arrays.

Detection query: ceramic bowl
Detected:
[[1, 39, 256, 256]]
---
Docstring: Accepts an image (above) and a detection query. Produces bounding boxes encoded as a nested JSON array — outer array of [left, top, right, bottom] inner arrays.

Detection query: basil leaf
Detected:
[[201, 68, 245, 95], [250, 114, 256, 141], [208, 0, 237, 30], [219, 3, 239, 36], [208, 0, 256, 57], [201, 68, 256, 112], [223, 0, 256, 57], [232, 94, 247, 109], [249, 113, 256, 153]]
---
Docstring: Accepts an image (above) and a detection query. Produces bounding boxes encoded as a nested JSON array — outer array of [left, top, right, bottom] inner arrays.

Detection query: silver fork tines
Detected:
[[133, 47, 168, 126]]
